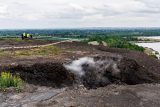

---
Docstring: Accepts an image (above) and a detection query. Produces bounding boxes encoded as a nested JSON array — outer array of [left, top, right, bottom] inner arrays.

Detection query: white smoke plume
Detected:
[[64, 56, 121, 88], [64, 57, 95, 77]]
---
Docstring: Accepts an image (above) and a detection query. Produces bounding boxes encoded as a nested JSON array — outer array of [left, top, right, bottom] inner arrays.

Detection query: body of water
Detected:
[[137, 42, 160, 54], [136, 36, 160, 59], [139, 36, 160, 40], [136, 36, 160, 53]]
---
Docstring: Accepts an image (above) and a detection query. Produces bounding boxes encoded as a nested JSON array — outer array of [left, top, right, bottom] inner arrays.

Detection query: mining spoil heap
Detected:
[[0, 40, 160, 107]]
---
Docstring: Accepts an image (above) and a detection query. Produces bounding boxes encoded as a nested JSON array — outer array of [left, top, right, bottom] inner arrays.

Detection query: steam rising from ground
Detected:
[[64, 57, 95, 77], [64, 56, 121, 88]]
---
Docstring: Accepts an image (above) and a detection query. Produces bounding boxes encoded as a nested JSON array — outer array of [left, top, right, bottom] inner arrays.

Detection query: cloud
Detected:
[[0, 3, 8, 18], [0, 4, 7, 13], [0, 0, 160, 28]]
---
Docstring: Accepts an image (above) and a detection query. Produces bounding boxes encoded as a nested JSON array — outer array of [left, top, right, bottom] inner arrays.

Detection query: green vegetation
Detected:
[[0, 72, 23, 88], [1, 28, 160, 39], [87, 36, 145, 52], [0, 46, 62, 57], [0, 38, 22, 42], [15, 46, 61, 56], [0, 38, 37, 44]]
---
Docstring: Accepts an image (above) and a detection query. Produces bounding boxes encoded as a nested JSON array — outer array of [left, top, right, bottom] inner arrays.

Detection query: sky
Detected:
[[0, 0, 160, 29]]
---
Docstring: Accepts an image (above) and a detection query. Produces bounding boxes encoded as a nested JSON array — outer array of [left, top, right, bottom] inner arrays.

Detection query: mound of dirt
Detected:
[[0, 56, 159, 89], [98, 46, 160, 75], [65, 56, 160, 89], [117, 58, 159, 85], [0, 41, 159, 88], [0, 63, 74, 87]]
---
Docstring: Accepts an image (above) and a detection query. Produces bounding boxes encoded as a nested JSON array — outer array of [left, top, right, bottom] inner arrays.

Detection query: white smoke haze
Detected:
[[63, 56, 158, 88], [64, 56, 120, 77], [64, 57, 95, 76], [64, 56, 121, 88]]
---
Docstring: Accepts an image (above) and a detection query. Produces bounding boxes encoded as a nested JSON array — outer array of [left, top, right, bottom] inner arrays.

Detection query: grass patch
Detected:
[[0, 72, 23, 89], [8, 38, 23, 42], [0, 49, 12, 57], [0, 38, 40, 44], [0, 46, 62, 57], [86, 36, 145, 52], [15, 46, 62, 56], [0, 38, 22, 42]]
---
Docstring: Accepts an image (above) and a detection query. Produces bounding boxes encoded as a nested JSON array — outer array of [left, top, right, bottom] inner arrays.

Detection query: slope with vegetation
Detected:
[[86, 36, 145, 52]]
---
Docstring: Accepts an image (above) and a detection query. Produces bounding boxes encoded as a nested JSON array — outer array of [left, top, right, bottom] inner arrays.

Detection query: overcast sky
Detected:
[[0, 0, 159, 29]]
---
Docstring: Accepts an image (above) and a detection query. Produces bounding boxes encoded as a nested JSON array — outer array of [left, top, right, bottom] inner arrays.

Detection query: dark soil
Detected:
[[118, 58, 159, 84], [0, 63, 74, 87], [0, 40, 160, 107], [56, 41, 160, 73], [56, 42, 160, 88], [78, 56, 160, 89], [0, 41, 159, 88], [0, 57, 159, 89], [98, 47, 160, 75]]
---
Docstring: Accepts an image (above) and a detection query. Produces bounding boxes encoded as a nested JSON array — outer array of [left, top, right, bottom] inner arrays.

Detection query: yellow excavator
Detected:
[[21, 32, 33, 40]]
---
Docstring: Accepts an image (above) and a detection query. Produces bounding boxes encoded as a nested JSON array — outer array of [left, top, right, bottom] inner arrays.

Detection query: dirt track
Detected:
[[0, 39, 72, 50]]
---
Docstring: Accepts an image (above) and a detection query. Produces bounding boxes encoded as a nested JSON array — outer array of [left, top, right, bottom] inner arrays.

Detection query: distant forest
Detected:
[[0, 28, 160, 38]]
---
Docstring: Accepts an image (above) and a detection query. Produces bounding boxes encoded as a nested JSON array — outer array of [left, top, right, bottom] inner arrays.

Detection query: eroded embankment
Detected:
[[65, 56, 159, 88], [0, 56, 159, 89], [0, 63, 74, 87]]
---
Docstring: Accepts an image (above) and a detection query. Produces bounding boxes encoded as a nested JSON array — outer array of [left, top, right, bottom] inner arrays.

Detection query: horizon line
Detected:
[[1, 27, 160, 30]]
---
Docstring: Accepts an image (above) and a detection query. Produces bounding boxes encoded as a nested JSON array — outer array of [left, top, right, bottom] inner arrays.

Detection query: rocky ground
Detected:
[[1, 84, 160, 107], [0, 40, 160, 107]]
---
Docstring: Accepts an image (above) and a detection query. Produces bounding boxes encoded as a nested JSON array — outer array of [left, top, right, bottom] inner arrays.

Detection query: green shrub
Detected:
[[87, 36, 145, 52], [0, 72, 23, 88]]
